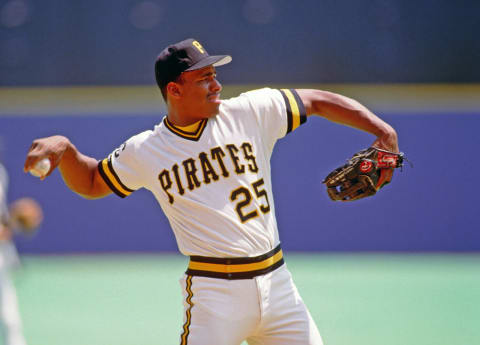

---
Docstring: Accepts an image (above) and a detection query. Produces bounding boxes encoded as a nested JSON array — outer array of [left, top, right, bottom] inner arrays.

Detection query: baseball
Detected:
[[30, 158, 51, 177]]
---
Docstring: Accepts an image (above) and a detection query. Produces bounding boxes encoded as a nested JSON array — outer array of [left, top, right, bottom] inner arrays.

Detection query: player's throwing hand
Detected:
[[23, 135, 71, 179]]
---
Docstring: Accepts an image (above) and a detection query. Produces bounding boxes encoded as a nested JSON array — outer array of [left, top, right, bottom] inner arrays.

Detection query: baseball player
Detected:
[[0, 162, 27, 345], [24, 38, 399, 344], [0, 161, 43, 345]]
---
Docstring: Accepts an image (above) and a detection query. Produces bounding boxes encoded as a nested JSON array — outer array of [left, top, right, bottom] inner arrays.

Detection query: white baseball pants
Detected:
[[179, 264, 323, 345]]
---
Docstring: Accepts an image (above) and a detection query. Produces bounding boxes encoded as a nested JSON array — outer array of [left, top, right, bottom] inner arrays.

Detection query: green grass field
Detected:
[[13, 253, 480, 345]]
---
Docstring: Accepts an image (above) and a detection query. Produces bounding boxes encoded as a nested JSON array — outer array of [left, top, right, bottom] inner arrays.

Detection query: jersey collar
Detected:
[[164, 117, 208, 141]]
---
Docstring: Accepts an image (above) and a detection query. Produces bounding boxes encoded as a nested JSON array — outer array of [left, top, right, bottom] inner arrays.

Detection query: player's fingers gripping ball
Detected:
[[29, 157, 51, 178], [322, 147, 405, 201], [9, 197, 43, 234]]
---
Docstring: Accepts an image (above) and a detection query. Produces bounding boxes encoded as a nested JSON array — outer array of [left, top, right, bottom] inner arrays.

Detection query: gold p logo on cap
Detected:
[[192, 40, 205, 54]]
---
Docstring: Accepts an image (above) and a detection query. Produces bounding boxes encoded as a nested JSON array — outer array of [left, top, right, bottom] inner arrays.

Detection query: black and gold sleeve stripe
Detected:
[[97, 155, 135, 198], [279, 89, 307, 135]]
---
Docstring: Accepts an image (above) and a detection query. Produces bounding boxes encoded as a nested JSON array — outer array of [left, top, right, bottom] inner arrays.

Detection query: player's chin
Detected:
[[205, 100, 221, 116]]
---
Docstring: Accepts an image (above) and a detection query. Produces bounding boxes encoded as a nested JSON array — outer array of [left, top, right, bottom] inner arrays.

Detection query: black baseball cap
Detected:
[[155, 38, 232, 89]]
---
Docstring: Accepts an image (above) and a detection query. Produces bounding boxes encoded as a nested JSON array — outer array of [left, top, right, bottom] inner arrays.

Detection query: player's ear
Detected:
[[166, 82, 182, 99]]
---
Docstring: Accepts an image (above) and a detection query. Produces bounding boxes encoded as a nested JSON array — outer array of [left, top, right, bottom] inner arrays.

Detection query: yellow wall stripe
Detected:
[[188, 250, 283, 273], [281, 89, 301, 131], [101, 159, 132, 196], [2, 84, 480, 116]]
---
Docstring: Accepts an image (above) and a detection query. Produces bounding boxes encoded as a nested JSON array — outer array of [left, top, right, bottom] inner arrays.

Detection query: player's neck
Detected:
[[166, 106, 203, 127]]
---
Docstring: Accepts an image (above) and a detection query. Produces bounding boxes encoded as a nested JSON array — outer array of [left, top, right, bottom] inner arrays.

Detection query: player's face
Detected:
[[178, 66, 222, 119]]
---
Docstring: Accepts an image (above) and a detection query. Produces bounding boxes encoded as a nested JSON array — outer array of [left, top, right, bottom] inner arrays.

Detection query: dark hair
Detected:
[[160, 85, 168, 102]]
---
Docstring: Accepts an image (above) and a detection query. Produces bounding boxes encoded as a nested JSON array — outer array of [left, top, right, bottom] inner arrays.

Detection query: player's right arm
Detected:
[[23, 135, 112, 199]]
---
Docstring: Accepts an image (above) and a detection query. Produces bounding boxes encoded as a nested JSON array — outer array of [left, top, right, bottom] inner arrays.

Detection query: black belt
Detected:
[[186, 244, 284, 280]]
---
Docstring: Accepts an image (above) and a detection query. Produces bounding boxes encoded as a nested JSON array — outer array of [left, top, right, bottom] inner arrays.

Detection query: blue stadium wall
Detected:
[[1, 98, 479, 253], [1, 0, 479, 253]]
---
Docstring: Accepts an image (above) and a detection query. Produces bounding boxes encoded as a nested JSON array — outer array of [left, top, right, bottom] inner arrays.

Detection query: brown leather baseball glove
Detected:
[[323, 147, 404, 201]]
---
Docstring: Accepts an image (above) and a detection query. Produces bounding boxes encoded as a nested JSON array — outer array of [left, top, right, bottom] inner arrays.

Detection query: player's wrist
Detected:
[[58, 136, 77, 159], [374, 125, 398, 152]]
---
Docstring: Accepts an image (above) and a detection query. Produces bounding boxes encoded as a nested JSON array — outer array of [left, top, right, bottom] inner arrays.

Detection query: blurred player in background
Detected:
[[23, 39, 399, 344], [0, 161, 43, 345]]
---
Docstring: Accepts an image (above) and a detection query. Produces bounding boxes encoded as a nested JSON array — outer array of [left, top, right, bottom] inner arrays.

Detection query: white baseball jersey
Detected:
[[0, 164, 28, 345], [98, 88, 307, 258], [98, 88, 324, 345], [0, 163, 20, 270], [0, 164, 8, 226]]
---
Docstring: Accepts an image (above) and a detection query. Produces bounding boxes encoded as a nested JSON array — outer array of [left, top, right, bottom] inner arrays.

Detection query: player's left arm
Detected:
[[296, 89, 398, 153]]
